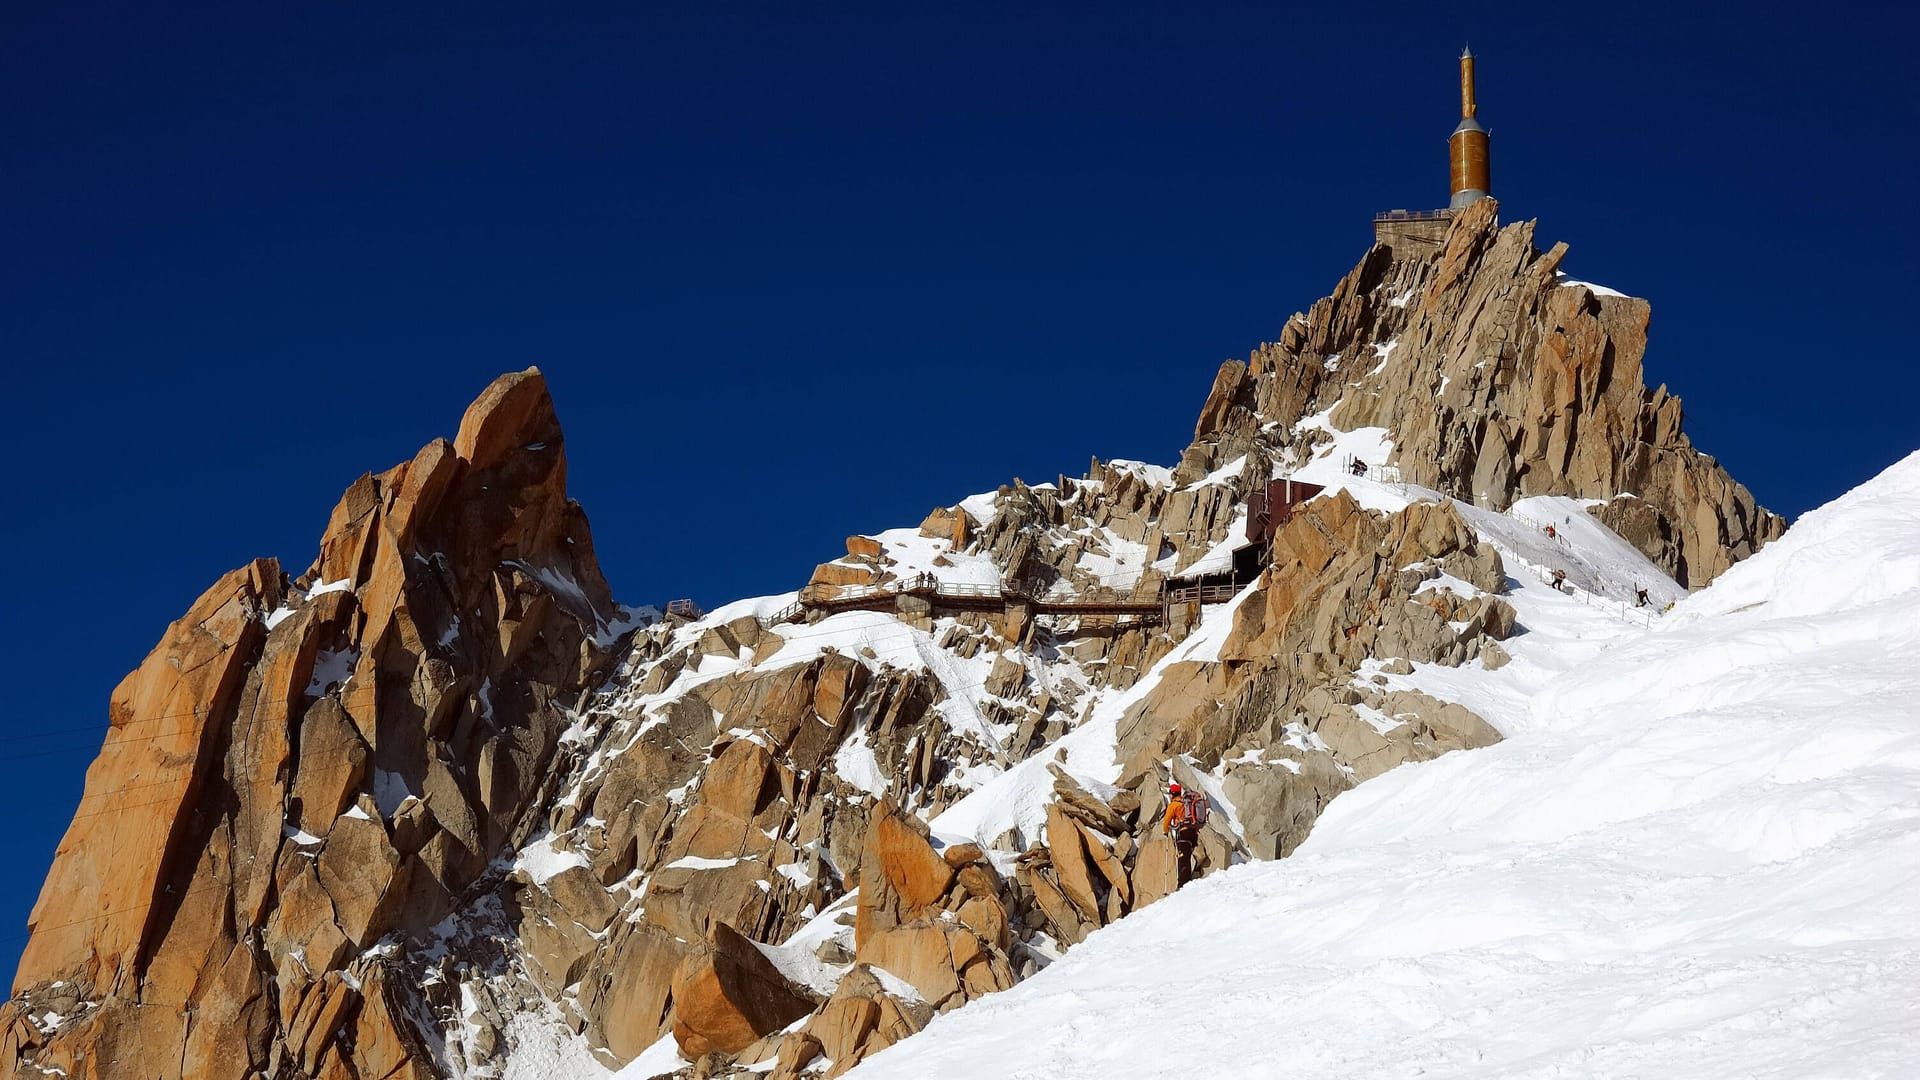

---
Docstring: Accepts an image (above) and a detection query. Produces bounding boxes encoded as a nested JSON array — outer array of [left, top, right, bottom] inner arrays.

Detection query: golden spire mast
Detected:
[[1449, 47, 1491, 209]]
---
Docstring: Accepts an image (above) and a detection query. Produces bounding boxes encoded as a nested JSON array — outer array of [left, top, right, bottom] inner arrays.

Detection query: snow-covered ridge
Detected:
[[839, 452, 1920, 1080]]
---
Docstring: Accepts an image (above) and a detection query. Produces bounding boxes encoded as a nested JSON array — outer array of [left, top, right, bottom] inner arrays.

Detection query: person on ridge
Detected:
[[1636, 585, 1650, 608], [1162, 781, 1211, 887], [1551, 568, 1567, 592]]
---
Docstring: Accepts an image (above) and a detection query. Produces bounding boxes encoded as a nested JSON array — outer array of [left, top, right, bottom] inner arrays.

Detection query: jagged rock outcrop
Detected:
[[4, 368, 627, 1079], [852, 804, 1014, 1010], [1176, 200, 1784, 587]]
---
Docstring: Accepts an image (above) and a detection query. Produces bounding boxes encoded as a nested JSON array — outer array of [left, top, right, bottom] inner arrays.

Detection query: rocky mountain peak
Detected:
[[1178, 200, 1783, 586]]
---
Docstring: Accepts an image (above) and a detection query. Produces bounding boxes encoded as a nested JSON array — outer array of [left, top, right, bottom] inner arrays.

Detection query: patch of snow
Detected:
[[1556, 270, 1630, 299], [1412, 572, 1485, 600], [306, 646, 358, 697], [752, 892, 859, 998], [1188, 454, 1248, 490], [1168, 580, 1260, 664], [515, 831, 592, 886], [834, 728, 889, 798], [608, 1033, 689, 1079], [1472, 495, 1686, 612], [957, 489, 1000, 527], [372, 768, 419, 819], [1287, 407, 1429, 514], [1105, 460, 1175, 488], [1350, 702, 1403, 736], [1171, 507, 1249, 579], [1364, 339, 1399, 377], [758, 611, 939, 678], [661, 854, 744, 872], [1673, 452, 1920, 626], [499, 998, 619, 1080]]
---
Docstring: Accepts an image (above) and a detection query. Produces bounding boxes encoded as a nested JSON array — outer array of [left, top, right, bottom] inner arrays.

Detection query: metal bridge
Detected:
[[767, 571, 1197, 628]]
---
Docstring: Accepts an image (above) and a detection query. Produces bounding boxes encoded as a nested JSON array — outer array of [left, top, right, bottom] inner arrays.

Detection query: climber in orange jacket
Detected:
[[1162, 782, 1211, 887]]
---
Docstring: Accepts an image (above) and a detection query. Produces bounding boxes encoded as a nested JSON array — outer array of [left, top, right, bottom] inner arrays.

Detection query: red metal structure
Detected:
[[1246, 477, 1327, 548]]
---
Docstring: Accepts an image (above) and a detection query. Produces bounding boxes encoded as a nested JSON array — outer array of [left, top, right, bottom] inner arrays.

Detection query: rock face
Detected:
[[5, 211, 1785, 1080], [1176, 200, 1784, 587], [4, 368, 626, 1079], [1111, 492, 1511, 859]]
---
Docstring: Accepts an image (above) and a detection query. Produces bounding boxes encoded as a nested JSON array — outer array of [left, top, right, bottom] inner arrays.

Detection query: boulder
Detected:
[[670, 922, 817, 1059], [1044, 804, 1103, 923], [1128, 826, 1181, 910], [856, 804, 955, 946], [1221, 756, 1354, 860], [809, 562, 876, 589], [917, 506, 974, 548], [800, 966, 932, 1078], [1022, 864, 1088, 946], [940, 842, 985, 868], [1048, 764, 1130, 835], [859, 924, 962, 1007], [769, 1032, 824, 1080]]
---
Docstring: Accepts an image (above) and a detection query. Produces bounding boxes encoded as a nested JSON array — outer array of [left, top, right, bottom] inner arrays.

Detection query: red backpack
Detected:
[[1174, 790, 1210, 828]]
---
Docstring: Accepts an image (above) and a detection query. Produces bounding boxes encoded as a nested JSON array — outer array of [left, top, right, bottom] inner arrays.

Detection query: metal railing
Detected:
[[1543, 568, 1658, 629], [764, 600, 805, 626], [1341, 454, 1406, 491], [1373, 209, 1453, 223], [1168, 582, 1239, 606], [927, 579, 1000, 600], [798, 582, 890, 606], [1510, 514, 1665, 619]]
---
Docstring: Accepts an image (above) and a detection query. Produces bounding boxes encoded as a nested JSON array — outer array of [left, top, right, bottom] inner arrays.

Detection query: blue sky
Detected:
[[2, 2, 1915, 986]]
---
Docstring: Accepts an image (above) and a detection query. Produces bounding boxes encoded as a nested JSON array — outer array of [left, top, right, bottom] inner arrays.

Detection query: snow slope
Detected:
[[845, 451, 1920, 1080]]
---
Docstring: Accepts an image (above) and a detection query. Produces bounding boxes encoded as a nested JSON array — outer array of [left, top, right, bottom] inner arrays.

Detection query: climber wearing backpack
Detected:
[[1161, 782, 1211, 887]]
